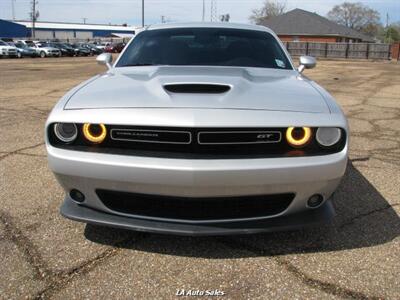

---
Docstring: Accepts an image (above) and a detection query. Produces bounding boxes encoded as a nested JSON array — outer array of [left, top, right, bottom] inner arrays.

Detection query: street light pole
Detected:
[[142, 0, 144, 27], [202, 0, 205, 22]]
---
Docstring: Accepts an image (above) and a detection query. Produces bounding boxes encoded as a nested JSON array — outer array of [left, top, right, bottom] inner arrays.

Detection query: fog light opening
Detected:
[[307, 194, 324, 208], [70, 189, 85, 203]]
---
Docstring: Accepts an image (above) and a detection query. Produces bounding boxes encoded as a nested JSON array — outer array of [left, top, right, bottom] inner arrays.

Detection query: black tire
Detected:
[[40, 51, 46, 58]]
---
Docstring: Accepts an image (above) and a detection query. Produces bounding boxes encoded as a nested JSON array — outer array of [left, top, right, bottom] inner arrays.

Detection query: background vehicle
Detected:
[[80, 43, 103, 55], [25, 42, 61, 58], [10, 42, 38, 58], [105, 42, 125, 53], [71, 43, 91, 56], [0, 40, 18, 58], [50, 43, 75, 57], [93, 41, 110, 50]]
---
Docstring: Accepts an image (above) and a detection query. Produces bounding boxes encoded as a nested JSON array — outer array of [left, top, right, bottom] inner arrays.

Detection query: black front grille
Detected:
[[49, 125, 347, 159], [96, 189, 294, 221]]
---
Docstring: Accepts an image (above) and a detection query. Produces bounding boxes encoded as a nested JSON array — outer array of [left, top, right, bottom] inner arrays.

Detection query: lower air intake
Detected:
[[96, 189, 294, 222]]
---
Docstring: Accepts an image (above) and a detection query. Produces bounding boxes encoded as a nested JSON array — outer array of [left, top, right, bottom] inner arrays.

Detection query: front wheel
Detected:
[[17, 52, 22, 58], [40, 51, 46, 58]]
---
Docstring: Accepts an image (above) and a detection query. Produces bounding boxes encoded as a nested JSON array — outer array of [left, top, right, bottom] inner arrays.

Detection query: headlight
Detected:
[[286, 127, 312, 147], [316, 127, 342, 147], [82, 123, 107, 143], [54, 123, 78, 143]]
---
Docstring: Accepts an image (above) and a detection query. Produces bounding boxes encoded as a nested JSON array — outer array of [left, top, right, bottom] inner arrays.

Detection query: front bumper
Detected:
[[61, 197, 335, 236], [48, 144, 347, 234]]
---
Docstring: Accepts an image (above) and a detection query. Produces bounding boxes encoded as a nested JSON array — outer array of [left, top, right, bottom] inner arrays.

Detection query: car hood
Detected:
[[64, 66, 330, 113]]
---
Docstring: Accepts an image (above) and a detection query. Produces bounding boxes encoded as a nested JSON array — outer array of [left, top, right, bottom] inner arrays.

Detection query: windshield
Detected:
[[0, 41, 7, 46], [117, 28, 292, 70]]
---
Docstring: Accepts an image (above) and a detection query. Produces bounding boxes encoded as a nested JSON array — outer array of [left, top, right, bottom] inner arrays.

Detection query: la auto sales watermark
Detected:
[[176, 289, 225, 297]]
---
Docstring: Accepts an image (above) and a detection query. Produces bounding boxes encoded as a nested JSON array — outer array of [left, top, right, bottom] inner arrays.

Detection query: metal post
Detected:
[[325, 42, 328, 58], [11, 0, 16, 20], [202, 0, 205, 22], [31, 0, 36, 38], [345, 43, 349, 58], [142, 0, 144, 27]]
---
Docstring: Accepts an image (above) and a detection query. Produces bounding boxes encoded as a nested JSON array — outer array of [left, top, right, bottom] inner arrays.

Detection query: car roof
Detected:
[[146, 22, 275, 34]]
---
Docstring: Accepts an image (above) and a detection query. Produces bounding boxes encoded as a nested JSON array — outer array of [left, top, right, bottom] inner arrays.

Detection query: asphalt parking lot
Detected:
[[1, 57, 399, 299]]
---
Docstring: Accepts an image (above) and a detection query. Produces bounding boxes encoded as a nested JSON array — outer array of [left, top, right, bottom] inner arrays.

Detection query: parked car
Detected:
[[0, 40, 18, 58], [104, 42, 125, 53], [71, 43, 91, 56], [46, 23, 348, 235], [26, 42, 61, 58], [50, 43, 75, 57], [80, 43, 103, 55], [93, 41, 110, 50], [12, 42, 38, 58]]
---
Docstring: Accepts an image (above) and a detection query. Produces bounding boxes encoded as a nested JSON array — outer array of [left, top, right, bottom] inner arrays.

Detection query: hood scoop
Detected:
[[163, 83, 231, 94]]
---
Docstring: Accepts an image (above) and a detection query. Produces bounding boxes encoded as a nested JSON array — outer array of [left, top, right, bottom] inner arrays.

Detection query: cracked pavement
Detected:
[[0, 57, 399, 299]]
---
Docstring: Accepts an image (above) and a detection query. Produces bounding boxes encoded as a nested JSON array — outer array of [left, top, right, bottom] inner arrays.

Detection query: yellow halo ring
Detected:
[[286, 127, 312, 147], [82, 123, 107, 143]]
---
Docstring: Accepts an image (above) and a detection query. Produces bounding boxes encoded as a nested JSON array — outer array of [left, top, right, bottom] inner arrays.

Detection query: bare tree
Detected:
[[249, 1, 286, 24], [327, 2, 380, 36]]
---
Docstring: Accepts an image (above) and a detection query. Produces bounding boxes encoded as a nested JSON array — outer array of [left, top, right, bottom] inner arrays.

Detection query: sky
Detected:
[[0, 0, 399, 26]]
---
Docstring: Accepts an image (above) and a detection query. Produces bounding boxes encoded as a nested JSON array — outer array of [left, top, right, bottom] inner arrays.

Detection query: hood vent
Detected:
[[164, 84, 230, 94]]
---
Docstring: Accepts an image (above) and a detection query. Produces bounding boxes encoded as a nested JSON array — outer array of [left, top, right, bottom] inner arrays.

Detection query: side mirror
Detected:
[[96, 53, 113, 70], [298, 56, 316, 73]]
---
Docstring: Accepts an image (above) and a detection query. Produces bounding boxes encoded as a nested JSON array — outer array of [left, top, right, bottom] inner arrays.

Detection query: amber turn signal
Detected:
[[286, 127, 312, 147], [82, 123, 107, 143]]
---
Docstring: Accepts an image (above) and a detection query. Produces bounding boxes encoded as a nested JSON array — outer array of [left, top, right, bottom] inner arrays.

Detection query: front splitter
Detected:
[[60, 198, 335, 236]]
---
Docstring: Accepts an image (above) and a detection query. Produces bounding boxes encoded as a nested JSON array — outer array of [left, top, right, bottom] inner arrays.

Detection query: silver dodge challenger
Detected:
[[46, 23, 348, 235]]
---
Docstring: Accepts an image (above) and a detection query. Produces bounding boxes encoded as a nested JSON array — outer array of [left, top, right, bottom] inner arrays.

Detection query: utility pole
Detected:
[[11, 0, 16, 20], [31, 0, 39, 38], [82, 17, 87, 24], [210, 0, 217, 22], [202, 0, 205, 22], [142, 0, 144, 27]]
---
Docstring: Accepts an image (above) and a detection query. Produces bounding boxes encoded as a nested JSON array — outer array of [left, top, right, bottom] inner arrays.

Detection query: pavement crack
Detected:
[[218, 238, 383, 300], [32, 233, 147, 299], [339, 203, 400, 230], [273, 257, 384, 300], [0, 142, 45, 161], [0, 211, 51, 281], [350, 157, 370, 162]]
